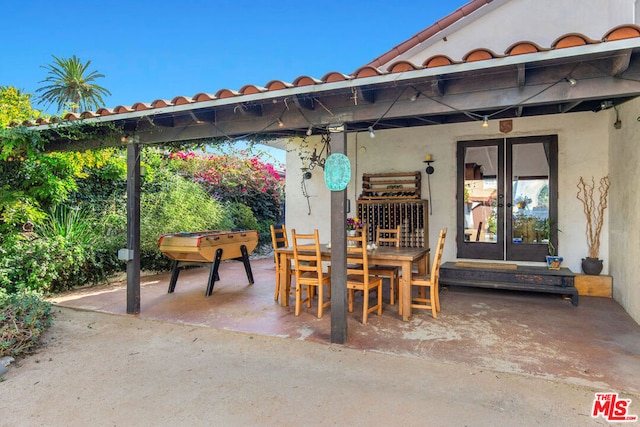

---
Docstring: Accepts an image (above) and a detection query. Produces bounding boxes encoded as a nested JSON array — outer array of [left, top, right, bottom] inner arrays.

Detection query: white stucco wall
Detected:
[[396, 0, 636, 66], [285, 111, 610, 275], [609, 97, 640, 322]]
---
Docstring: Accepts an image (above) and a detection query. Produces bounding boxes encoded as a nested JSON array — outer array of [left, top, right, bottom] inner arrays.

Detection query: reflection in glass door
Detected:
[[457, 136, 558, 262]]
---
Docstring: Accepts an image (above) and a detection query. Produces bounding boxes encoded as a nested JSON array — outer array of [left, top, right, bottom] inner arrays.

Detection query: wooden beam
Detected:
[[330, 126, 348, 344], [516, 64, 526, 87], [431, 78, 445, 96], [233, 103, 262, 117], [126, 142, 141, 314], [355, 85, 376, 104], [611, 50, 632, 76], [559, 101, 582, 113], [294, 94, 315, 110]]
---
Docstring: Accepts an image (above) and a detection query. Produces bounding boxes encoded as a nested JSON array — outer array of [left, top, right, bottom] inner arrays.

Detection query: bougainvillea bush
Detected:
[[167, 149, 284, 244]]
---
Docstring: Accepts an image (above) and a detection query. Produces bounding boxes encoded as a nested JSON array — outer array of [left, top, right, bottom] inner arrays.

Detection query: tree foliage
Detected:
[[36, 55, 111, 113], [0, 86, 41, 128]]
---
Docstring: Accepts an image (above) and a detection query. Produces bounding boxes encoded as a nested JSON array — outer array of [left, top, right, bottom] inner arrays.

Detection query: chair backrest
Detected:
[[346, 232, 371, 282], [376, 225, 401, 247], [430, 228, 447, 281], [270, 224, 288, 263], [291, 229, 324, 280]]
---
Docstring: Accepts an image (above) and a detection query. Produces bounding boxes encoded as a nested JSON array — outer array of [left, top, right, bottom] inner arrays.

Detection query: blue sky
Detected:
[[2, 0, 468, 163]]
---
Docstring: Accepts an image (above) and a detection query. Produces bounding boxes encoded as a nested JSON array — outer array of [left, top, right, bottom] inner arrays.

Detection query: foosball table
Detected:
[[158, 230, 259, 296]]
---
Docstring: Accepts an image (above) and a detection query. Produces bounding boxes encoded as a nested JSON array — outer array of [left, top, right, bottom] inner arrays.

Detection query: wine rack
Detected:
[[356, 199, 429, 248], [361, 172, 421, 200]]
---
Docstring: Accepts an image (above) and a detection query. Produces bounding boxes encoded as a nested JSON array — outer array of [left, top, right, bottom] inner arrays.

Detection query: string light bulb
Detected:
[[368, 126, 376, 138], [306, 125, 313, 136], [277, 118, 284, 128], [482, 116, 489, 128]]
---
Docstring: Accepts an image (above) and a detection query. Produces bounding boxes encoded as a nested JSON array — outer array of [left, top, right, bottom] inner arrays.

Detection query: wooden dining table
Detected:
[[275, 244, 430, 321]]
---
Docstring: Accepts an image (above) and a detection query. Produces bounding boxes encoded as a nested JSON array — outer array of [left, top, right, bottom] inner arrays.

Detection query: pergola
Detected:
[[38, 34, 640, 343]]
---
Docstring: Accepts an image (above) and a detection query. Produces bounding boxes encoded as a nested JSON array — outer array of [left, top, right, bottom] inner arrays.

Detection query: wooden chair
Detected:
[[346, 232, 383, 324], [270, 224, 294, 302], [368, 226, 401, 308], [409, 228, 447, 318], [291, 229, 331, 318]]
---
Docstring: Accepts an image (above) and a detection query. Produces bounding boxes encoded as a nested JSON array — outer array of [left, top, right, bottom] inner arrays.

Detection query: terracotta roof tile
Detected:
[[387, 60, 420, 73], [131, 102, 151, 111], [192, 93, 217, 102], [239, 85, 267, 95], [352, 65, 384, 79], [321, 71, 352, 83], [552, 33, 598, 49], [150, 100, 171, 108], [170, 96, 192, 105], [293, 76, 322, 86], [504, 41, 549, 56], [14, 24, 640, 128], [603, 24, 640, 41], [265, 80, 294, 91], [422, 54, 458, 68], [463, 48, 503, 62], [215, 89, 240, 99]]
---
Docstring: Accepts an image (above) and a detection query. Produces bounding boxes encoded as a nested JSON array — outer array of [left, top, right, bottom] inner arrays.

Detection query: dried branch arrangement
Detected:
[[576, 176, 610, 259]]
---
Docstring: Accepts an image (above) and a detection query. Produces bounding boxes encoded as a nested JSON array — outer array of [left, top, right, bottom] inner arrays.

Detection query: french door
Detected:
[[456, 135, 558, 262]]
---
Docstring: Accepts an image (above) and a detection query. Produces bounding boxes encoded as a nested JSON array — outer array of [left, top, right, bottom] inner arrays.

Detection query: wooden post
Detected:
[[330, 125, 348, 344], [126, 141, 141, 314]]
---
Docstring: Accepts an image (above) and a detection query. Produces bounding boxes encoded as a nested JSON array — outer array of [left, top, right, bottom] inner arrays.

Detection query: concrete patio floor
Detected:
[[51, 256, 640, 395]]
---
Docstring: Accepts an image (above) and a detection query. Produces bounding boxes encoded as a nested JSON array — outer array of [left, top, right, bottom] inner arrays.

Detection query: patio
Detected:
[[51, 256, 640, 395]]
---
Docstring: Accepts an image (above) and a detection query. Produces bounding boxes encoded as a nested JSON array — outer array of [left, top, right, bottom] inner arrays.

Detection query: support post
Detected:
[[126, 141, 141, 314], [329, 125, 348, 344]]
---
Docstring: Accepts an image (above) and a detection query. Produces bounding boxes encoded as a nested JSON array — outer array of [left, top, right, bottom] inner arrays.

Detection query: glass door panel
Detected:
[[457, 139, 504, 260]]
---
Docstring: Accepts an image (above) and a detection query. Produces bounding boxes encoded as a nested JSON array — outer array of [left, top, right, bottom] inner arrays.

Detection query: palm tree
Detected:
[[36, 55, 111, 113]]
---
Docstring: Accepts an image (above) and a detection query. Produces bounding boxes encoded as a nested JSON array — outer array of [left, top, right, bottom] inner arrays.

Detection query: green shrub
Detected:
[[140, 173, 234, 271], [0, 292, 53, 358]]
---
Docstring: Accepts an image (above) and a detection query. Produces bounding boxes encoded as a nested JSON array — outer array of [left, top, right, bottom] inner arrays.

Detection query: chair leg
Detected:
[[362, 289, 369, 324], [295, 283, 302, 316], [317, 285, 323, 318], [389, 272, 396, 305], [376, 284, 383, 316], [274, 264, 281, 301], [430, 284, 438, 319]]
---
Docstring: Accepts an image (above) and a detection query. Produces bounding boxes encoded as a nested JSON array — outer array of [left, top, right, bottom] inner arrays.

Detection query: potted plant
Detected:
[[576, 176, 610, 275], [536, 218, 563, 269]]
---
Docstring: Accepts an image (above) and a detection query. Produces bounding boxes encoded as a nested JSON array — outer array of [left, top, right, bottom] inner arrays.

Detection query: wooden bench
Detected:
[[439, 262, 578, 306]]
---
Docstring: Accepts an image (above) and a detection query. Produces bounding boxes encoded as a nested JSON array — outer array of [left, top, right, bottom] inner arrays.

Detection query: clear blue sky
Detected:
[[1, 0, 468, 162]]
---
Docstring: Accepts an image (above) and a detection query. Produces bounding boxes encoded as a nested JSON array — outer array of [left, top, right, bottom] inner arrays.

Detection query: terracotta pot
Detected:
[[582, 257, 603, 275]]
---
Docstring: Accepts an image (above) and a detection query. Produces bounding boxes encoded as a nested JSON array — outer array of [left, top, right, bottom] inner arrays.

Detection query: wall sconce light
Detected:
[[482, 116, 489, 128], [368, 126, 376, 138], [423, 154, 435, 175]]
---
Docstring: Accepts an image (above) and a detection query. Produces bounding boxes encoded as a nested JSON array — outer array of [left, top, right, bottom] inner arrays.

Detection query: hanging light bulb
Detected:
[[278, 118, 284, 128], [306, 125, 313, 136], [482, 116, 489, 128], [368, 126, 376, 138]]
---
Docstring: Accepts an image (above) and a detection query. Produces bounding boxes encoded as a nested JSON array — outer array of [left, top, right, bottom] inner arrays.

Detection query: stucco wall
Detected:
[[609, 97, 640, 323], [398, 0, 635, 66], [285, 111, 610, 275]]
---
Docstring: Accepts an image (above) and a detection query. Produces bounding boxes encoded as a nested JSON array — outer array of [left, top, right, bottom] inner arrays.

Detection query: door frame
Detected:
[[456, 135, 558, 262]]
